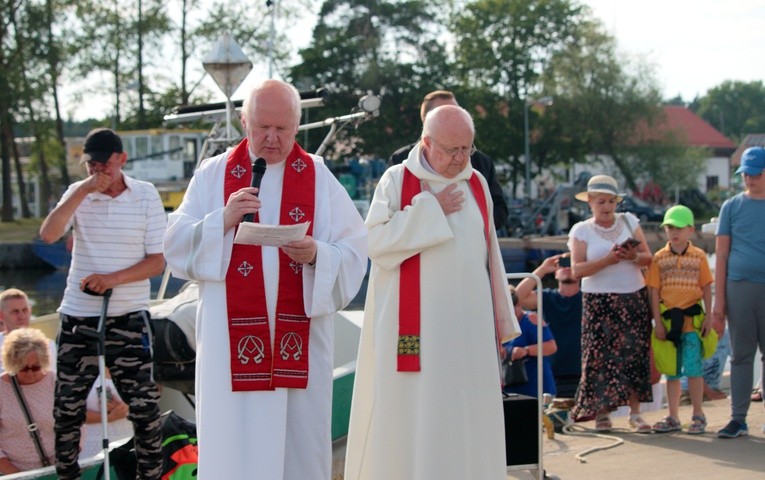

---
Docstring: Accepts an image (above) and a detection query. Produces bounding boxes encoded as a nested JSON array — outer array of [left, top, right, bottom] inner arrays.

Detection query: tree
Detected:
[[451, 0, 588, 195], [291, 0, 449, 159], [693, 80, 765, 143], [45, 0, 72, 188], [541, 19, 668, 192], [66, 0, 170, 130]]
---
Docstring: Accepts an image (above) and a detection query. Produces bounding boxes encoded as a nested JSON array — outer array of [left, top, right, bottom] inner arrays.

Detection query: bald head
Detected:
[[422, 105, 475, 139], [241, 79, 302, 164], [420, 105, 475, 178]]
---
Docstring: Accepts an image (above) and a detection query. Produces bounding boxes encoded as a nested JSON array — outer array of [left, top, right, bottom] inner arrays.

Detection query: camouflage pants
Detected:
[[55, 311, 162, 480]]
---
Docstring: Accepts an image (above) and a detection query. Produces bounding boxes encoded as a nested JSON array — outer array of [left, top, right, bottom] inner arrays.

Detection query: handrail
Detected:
[[506, 272, 544, 480]]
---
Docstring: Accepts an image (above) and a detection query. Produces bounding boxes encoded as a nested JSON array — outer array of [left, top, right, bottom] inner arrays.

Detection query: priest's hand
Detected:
[[224, 187, 262, 232], [425, 182, 464, 215], [282, 235, 318, 266]]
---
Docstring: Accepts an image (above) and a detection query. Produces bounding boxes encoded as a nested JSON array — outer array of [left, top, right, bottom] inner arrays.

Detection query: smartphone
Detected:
[[558, 257, 571, 268], [619, 238, 641, 249]]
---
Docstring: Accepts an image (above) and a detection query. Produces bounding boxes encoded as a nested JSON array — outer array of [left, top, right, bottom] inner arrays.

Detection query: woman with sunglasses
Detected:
[[0, 328, 56, 473]]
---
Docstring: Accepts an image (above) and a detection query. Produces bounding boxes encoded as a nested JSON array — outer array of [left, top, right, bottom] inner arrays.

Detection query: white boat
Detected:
[[23, 305, 363, 479]]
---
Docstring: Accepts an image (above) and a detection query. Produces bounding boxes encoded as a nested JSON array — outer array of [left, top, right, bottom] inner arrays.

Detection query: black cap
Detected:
[[80, 128, 123, 164]]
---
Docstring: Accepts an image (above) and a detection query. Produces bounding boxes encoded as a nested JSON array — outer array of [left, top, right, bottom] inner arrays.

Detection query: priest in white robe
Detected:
[[344, 105, 520, 480], [163, 79, 367, 480]]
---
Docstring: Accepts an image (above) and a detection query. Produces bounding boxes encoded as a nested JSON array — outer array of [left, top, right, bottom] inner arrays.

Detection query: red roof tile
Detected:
[[659, 105, 736, 149]]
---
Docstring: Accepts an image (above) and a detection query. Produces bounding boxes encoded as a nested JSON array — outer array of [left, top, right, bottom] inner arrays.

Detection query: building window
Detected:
[[706, 176, 719, 191], [169, 136, 181, 161]]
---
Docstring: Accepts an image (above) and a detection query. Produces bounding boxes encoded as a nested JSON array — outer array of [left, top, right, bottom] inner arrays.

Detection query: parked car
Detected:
[[617, 195, 665, 222]]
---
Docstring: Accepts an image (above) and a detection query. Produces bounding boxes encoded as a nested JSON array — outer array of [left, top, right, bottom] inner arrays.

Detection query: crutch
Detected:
[[82, 287, 113, 480]]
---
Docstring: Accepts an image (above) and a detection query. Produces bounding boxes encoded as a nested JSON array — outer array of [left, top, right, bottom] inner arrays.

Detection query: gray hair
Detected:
[[1, 328, 51, 376], [242, 79, 302, 126]]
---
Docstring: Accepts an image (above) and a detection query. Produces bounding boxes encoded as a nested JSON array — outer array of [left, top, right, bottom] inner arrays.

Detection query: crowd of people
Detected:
[[1, 80, 762, 479]]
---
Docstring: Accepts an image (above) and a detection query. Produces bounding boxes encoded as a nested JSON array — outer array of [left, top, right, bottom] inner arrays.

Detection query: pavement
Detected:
[[507, 393, 765, 480], [330, 390, 765, 479]]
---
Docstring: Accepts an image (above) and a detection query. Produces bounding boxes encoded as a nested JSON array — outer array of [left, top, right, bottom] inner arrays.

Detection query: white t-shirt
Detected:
[[80, 377, 134, 459], [567, 212, 646, 294]]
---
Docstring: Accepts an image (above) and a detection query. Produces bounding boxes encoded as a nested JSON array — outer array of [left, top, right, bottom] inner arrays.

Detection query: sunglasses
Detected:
[[19, 365, 42, 373]]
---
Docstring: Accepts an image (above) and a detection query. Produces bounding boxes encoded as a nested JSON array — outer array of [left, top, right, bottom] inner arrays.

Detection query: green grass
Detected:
[[0, 217, 43, 243]]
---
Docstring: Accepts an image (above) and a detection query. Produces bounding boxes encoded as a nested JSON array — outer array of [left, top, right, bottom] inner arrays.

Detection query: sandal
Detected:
[[629, 414, 652, 434], [752, 389, 763, 402], [687, 415, 707, 435], [652, 416, 681, 433], [595, 413, 612, 432]]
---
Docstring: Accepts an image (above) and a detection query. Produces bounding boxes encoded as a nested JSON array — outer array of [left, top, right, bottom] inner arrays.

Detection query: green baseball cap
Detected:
[[661, 205, 694, 228]]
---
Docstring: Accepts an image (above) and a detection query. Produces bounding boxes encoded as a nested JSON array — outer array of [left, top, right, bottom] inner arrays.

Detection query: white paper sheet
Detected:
[[233, 221, 310, 247]]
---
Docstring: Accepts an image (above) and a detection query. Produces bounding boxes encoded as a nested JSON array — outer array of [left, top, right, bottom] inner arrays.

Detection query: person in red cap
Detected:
[[39, 128, 165, 479]]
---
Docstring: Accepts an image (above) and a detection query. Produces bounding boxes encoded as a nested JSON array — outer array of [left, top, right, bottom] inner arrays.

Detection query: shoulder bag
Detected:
[[9, 375, 51, 468]]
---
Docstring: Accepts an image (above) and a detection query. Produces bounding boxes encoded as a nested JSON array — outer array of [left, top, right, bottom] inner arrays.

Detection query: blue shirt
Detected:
[[542, 289, 583, 377], [502, 313, 557, 398], [717, 193, 765, 284]]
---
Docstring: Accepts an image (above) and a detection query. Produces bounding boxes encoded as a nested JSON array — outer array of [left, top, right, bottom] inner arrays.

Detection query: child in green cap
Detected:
[[646, 205, 716, 434]]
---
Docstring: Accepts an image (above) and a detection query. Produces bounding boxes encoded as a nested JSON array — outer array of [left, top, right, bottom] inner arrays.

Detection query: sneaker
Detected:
[[717, 420, 749, 438]]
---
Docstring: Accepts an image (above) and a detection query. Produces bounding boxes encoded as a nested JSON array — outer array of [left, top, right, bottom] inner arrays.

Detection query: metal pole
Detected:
[[225, 97, 232, 145], [524, 102, 531, 203], [268, 0, 276, 78], [506, 272, 545, 480]]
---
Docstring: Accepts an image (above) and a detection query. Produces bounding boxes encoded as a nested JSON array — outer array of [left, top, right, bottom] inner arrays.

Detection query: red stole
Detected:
[[223, 140, 315, 391], [398, 168, 490, 371]]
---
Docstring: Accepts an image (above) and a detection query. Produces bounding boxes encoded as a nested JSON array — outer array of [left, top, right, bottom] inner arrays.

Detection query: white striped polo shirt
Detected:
[[58, 174, 167, 317]]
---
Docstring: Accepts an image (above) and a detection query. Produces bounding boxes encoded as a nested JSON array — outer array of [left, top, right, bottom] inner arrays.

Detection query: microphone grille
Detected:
[[253, 157, 267, 174]]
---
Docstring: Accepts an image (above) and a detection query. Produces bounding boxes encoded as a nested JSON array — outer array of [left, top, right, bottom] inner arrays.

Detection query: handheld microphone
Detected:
[[242, 157, 267, 223]]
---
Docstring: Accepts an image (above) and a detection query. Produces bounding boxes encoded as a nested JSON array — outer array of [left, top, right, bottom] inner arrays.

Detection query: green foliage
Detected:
[[694, 80, 765, 143], [453, 0, 585, 97], [290, 0, 446, 160], [3, 0, 761, 221], [541, 19, 666, 191]]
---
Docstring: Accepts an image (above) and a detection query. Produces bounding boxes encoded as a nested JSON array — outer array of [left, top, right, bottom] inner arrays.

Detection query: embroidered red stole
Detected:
[[397, 168, 490, 371], [223, 140, 315, 391]]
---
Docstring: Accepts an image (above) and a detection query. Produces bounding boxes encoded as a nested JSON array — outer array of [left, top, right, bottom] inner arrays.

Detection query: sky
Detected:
[[583, 0, 765, 100], [63, 0, 765, 122]]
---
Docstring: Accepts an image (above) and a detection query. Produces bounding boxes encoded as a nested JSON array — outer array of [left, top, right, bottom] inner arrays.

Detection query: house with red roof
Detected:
[[571, 105, 736, 195], [731, 133, 765, 168], [660, 105, 736, 192]]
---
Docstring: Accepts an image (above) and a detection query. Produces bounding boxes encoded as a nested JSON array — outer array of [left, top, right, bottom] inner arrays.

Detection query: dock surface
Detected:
[[331, 392, 765, 479], [508, 396, 765, 479]]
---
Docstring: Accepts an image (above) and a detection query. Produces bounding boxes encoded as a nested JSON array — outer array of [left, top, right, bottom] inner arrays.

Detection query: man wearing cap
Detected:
[[39, 128, 165, 479], [714, 146, 765, 438]]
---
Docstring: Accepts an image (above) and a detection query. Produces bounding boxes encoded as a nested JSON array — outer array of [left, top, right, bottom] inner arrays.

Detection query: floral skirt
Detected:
[[571, 288, 653, 419]]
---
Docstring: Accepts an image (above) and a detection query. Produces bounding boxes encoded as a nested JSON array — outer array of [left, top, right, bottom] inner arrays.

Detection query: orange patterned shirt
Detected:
[[646, 241, 713, 331]]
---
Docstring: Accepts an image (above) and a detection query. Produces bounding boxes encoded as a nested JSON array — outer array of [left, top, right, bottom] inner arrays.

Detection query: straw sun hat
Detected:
[[574, 174, 624, 202]]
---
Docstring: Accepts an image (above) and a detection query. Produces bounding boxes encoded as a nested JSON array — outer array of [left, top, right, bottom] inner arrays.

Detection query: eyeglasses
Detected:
[[430, 140, 476, 158], [19, 364, 42, 373]]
